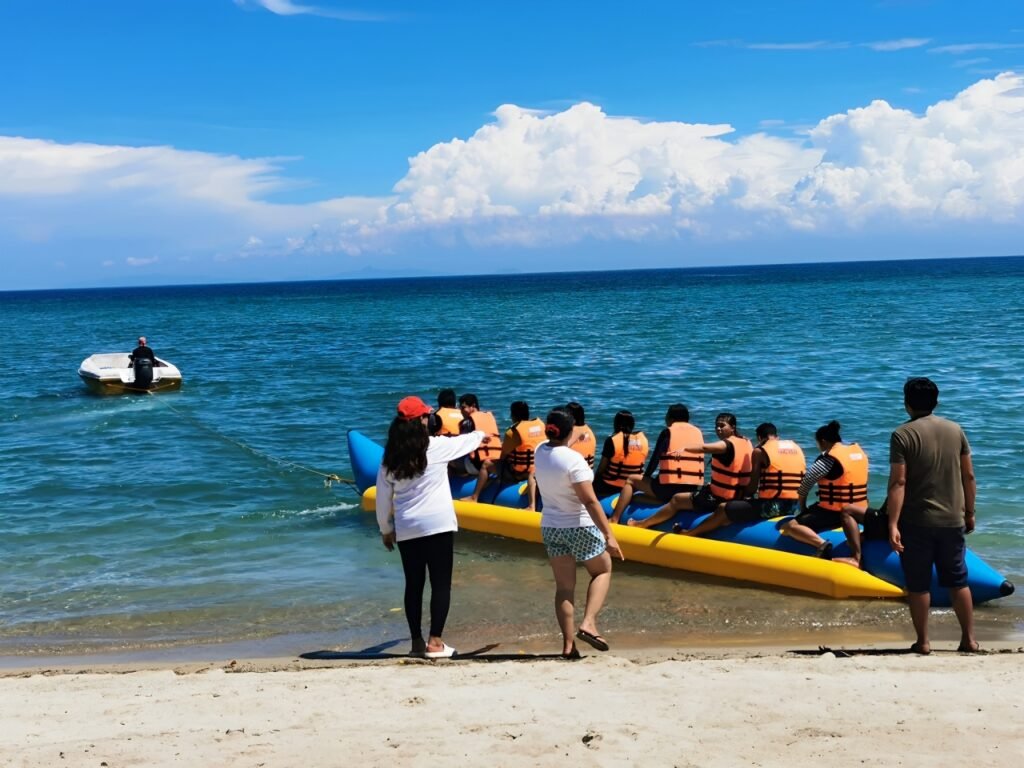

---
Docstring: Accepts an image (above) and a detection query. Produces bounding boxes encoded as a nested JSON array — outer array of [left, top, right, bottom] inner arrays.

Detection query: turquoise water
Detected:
[[1, 257, 1022, 659]]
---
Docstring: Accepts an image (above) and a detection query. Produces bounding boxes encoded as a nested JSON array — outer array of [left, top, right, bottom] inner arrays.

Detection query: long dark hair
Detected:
[[382, 416, 429, 480], [815, 420, 842, 445], [545, 408, 575, 445], [613, 410, 636, 454], [565, 401, 586, 426]]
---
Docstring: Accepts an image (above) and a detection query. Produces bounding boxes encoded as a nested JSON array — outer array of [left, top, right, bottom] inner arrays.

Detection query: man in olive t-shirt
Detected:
[[887, 377, 978, 655]]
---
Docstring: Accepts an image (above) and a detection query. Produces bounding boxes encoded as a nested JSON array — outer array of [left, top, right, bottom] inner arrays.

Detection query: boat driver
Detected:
[[128, 336, 156, 367]]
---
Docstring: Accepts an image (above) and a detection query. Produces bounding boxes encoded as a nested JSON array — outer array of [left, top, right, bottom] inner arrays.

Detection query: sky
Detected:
[[1, 0, 1023, 290]]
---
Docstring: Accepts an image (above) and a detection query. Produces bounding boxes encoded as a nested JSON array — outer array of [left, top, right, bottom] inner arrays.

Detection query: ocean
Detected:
[[1, 256, 1022, 662]]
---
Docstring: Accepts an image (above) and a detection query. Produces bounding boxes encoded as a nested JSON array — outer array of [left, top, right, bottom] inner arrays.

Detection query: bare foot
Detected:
[[832, 556, 861, 568], [958, 640, 981, 653], [909, 641, 931, 655]]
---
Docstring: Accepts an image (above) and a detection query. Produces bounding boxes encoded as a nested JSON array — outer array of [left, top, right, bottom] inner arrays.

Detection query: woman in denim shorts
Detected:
[[533, 408, 624, 658]]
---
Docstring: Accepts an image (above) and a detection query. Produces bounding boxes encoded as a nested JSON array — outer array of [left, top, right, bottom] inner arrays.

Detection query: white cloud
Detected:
[[793, 73, 1024, 223], [746, 41, 849, 51], [360, 73, 1024, 245], [863, 38, 931, 52], [2, 73, 1024, 286], [232, 0, 388, 21], [953, 57, 992, 68], [931, 43, 1024, 55]]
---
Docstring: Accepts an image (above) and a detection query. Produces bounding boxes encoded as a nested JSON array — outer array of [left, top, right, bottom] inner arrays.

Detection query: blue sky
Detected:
[[1, 0, 1022, 289]]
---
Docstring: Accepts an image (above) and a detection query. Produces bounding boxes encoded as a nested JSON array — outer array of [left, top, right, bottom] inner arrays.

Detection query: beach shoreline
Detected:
[[4, 611, 1022, 671], [3, 643, 1022, 768]]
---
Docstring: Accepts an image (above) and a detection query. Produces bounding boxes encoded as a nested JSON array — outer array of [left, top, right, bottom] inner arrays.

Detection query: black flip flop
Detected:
[[576, 629, 610, 652]]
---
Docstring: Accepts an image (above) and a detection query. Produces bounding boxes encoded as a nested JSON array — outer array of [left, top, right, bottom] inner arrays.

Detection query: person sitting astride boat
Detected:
[[128, 336, 157, 388], [680, 422, 805, 537], [609, 404, 704, 524], [834, 498, 888, 567], [565, 401, 597, 469], [627, 412, 752, 530], [591, 410, 649, 501], [779, 420, 869, 559], [434, 388, 465, 437], [487, 400, 546, 510], [456, 393, 502, 494]]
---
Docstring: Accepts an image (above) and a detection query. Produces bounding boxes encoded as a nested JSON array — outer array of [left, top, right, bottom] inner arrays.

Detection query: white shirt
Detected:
[[376, 432, 484, 542], [534, 443, 596, 528]]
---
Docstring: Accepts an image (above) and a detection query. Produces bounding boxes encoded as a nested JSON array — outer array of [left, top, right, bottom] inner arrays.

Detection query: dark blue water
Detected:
[[2, 256, 1022, 658]]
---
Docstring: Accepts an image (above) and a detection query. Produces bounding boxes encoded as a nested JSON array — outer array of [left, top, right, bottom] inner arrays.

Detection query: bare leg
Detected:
[[610, 474, 651, 523], [779, 519, 828, 550], [907, 590, 931, 653], [526, 473, 537, 511], [578, 550, 613, 640], [839, 504, 865, 565], [628, 491, 693, 529], [465, 462, 493, 502], [950, 586, 978, 652], [682, 504, 729, 537], [549, 555, 578, 656]]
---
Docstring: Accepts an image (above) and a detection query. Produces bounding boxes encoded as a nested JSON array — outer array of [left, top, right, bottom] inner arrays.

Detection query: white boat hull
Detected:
[[78, 353, 183, 394]]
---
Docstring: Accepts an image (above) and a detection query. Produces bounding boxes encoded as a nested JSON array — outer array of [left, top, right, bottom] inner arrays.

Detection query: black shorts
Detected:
[[499, 463, 530, 484], [898, 523, 968, 593], [792, 503, 842, 532], [650, 477, 699, 503], [691, 485, 727, 513], [592, 477, 620, 499], [724, 498, 798, 524]]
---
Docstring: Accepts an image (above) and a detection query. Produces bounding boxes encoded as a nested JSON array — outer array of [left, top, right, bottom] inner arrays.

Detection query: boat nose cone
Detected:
[[999, 580, 1015, 597]]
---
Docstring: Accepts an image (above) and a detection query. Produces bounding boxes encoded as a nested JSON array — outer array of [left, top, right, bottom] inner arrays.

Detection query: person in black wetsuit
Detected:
[[128, 336, 156, 387], [129, 337, 156, 366]]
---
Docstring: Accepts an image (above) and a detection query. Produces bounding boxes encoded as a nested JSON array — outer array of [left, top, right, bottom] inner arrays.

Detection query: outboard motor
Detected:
[[133, 357, 154, 389]]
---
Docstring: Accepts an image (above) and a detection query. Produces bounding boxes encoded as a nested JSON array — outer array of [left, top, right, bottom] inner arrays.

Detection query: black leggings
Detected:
[[396, 531, 454, 639]]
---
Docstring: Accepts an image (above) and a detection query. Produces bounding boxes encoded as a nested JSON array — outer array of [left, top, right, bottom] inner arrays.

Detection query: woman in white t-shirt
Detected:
[[533, 408, 624, 658], [376, 396, 485, 658]]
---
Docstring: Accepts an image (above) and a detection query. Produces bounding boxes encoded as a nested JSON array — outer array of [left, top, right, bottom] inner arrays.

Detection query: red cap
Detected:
[[397, 396, 433, 421]]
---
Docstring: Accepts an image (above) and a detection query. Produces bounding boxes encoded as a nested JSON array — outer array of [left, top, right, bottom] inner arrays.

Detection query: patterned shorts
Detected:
[[541, 525, 607, 562]]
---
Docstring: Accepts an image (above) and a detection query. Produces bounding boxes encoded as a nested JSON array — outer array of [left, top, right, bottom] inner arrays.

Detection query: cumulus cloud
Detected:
[[350, 72, 1024, 248], [793, 73, 1024, 223], [2, 73, 1023, 285]]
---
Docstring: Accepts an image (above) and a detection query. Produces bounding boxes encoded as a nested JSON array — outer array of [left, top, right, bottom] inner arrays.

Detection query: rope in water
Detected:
[[146, 392, 359, 491]]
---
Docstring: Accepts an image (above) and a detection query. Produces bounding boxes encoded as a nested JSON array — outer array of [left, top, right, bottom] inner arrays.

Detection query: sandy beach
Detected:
[[3, 644, 1022, 768]]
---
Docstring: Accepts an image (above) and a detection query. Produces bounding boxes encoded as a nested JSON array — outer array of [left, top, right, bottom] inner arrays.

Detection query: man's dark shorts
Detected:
[[724, 497, 798, 523], [651, 477, 699, 503], [898, 523, 968, 593], [791, 503, 842, 532], [691, 485, 727, 513]]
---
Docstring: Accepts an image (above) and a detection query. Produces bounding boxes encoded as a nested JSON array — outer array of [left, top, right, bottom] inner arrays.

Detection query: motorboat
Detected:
[[78, 353, 183, 394]]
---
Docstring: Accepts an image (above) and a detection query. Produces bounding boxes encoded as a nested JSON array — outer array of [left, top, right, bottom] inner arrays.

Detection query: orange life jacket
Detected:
[[709, 435, 753, 500], [657, 422, 705, 486], [757, 438, 807, 500], [569, 424, 597, 468], [503, 418, 546, 473], [816, 442, 869, 512], [468, 410, 501, 463], [601, 431, 650, 488], [435, 407, 464, 437]]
